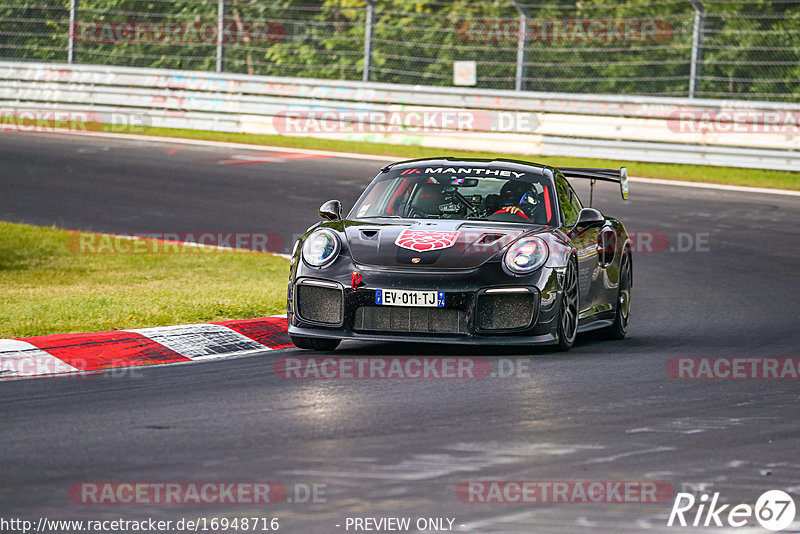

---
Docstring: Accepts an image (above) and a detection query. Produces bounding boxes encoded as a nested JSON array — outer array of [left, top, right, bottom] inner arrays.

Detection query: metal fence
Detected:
[[1, 1, 798, 102]]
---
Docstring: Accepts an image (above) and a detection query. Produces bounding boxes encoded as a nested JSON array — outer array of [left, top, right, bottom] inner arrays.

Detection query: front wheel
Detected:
[[290, 335, 341, 351], [556, 256, 579, 351], [601, 251, 631, 340]]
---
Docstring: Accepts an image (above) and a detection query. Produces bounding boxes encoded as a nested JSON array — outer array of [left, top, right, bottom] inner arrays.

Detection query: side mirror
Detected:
[[319, 200, 342, 221], [574, 207, 605, 229], [620, 167, 629, 200]]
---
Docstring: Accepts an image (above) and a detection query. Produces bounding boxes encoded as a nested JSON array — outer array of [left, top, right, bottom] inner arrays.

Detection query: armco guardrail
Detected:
[[1, 61, 798, 171]]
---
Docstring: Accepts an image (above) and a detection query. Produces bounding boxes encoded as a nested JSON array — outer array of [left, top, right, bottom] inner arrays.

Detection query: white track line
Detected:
[[53, 130, 800, 198], [66, 130, 396, 162], [629, 176, 800, 197]]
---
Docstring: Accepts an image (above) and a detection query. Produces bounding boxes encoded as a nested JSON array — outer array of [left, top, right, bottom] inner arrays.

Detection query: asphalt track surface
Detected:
[[1, 134, 799, 533]]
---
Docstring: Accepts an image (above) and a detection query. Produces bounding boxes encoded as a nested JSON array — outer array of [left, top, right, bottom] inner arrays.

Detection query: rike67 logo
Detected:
[[668, 490, 796, 531], [394, 230, 460, 252]]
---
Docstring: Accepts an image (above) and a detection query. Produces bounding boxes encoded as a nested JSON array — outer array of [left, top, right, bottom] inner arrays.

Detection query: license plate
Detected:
[[375, 289, 445, 307]]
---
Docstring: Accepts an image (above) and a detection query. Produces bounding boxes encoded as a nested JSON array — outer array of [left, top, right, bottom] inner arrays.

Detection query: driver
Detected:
[[492, 180, 535, 219]]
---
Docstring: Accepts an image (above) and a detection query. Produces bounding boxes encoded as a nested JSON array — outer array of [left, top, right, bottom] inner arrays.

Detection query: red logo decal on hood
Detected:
[[395, 230, 460, 252]]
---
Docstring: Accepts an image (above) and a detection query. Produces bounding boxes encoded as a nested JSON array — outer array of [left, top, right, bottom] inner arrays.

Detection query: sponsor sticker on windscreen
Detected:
[[375, 289, 445, 307]]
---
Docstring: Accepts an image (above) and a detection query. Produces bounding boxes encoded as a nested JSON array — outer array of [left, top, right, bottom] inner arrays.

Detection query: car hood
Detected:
[[343, 219, 538, 269]]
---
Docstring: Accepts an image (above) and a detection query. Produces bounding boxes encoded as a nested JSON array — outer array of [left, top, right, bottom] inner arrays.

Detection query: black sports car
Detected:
[[287, 158, 631, 351]]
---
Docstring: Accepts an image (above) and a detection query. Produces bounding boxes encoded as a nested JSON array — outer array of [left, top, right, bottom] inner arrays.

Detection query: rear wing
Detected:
[[559, 167, 629, 205]]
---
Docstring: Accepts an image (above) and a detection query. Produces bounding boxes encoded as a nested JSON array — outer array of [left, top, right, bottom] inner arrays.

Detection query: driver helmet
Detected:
[[499, 180, 531, 207]]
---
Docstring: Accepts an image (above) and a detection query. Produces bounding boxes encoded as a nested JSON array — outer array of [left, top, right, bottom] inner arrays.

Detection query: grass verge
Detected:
[[124, 125, 799, 191], [0, 221, 288, 338]]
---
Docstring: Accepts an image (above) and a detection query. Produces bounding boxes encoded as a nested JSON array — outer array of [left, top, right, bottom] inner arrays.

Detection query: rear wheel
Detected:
[[556, 256, 579, 351], [290, 335, 341, 351], [601, 251, 631, 340]]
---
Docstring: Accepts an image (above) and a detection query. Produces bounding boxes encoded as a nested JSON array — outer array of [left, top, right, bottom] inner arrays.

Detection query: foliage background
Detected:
[[1, 0, 798, 101]]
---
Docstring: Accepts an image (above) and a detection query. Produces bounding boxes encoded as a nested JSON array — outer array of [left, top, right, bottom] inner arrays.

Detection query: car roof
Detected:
[[382, 157, 555, 176]]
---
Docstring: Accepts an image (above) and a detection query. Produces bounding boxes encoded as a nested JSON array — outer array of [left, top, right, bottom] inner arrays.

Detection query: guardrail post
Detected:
[[216, 0, 226, 72], [68, 0, 78, 63], [511, 0, 529, 91], [363, 0, 375, 82], [689, 0, 705, 98]]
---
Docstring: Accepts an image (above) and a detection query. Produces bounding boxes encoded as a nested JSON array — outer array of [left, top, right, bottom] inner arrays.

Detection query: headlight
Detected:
[[504, 236, 548, 274], [301, 229, 340, 267]]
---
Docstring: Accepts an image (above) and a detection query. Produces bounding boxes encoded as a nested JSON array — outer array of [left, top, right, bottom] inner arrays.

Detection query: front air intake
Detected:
[[296, 283, 343, 325], [476, 292, 536, 331], [354, 307, 468, 335]]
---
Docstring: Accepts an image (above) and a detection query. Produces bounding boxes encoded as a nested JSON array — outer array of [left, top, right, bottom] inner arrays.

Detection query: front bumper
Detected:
[[287, 260, 564, 346]]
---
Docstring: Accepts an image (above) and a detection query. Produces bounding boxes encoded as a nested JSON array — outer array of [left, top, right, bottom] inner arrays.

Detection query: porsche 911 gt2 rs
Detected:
[[287, 158, 631, 351]]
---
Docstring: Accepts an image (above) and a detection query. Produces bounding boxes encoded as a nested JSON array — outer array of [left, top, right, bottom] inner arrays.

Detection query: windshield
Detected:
[[351, 167, 556, 225]]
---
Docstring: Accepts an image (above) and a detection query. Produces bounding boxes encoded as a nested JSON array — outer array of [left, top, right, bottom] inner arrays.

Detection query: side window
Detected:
[[382, 178, 412, 215], [567, 183, 583, 218], [555, 175, 579, 227]]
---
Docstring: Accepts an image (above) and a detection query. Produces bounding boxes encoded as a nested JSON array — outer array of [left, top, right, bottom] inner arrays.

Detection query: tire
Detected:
[[601, 250, 632, 340], [290, 335, 341, 351], [556, 256, 579, 351]]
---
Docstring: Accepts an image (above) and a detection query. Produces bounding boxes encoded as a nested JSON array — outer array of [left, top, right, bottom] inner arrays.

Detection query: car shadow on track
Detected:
[[318, 332, 637, 359]]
